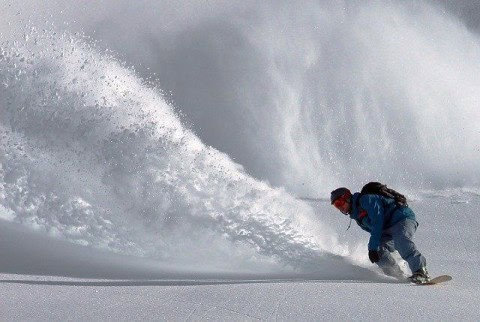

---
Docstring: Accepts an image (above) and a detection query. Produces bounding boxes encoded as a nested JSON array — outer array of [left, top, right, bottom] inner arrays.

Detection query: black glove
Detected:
[[368, 250, 380, 263]]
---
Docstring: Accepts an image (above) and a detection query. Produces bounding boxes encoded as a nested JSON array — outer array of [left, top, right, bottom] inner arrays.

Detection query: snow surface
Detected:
[[2, 1, 480, 321], [2, 195, 480, 320]]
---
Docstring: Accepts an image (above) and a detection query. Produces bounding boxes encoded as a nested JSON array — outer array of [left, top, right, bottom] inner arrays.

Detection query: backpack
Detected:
[[359, 182, 408, 207]]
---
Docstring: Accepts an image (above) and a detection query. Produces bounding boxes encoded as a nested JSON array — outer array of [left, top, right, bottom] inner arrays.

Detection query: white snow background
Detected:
[[1, 1, 480, 320]]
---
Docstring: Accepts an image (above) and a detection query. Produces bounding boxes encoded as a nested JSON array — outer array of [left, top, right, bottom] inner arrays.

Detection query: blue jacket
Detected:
[[349, 192, 416, 251]]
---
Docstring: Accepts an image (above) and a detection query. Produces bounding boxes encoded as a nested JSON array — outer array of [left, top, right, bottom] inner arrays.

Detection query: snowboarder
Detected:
[[330, 186, 429, 284]]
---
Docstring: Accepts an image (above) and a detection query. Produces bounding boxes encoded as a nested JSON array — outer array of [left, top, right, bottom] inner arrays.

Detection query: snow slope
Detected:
[[1, 0, 480, 320], [2, 194, 480, 320]]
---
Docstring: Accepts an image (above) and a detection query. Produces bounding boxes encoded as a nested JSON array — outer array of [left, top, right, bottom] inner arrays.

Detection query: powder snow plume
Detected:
[[0, 26, 350, 274], [3, 0, 480, 277]]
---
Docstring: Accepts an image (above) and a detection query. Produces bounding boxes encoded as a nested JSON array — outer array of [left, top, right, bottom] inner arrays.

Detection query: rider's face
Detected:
[[333, 197, 351, 215]]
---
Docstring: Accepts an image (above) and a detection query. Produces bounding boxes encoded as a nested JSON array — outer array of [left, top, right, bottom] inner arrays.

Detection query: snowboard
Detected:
[[416, 275, 452, 286]]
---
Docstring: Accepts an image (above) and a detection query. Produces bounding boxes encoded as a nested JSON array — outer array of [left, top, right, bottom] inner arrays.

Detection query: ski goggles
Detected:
[[333, 197, 347, 209]]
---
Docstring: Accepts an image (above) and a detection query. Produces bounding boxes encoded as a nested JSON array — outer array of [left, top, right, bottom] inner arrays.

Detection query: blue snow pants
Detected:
[[377, 218, 427, 276]]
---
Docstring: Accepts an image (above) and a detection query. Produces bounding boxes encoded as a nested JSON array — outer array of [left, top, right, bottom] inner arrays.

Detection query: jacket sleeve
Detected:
[[362, 195, 385, 251]]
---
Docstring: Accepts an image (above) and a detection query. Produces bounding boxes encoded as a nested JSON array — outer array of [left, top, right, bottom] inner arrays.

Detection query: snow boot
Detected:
[[409, 267, 430, 284]]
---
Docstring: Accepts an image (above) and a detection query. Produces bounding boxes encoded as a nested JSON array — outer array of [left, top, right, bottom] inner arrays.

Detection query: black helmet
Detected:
[[330, 187, 351, 204]]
